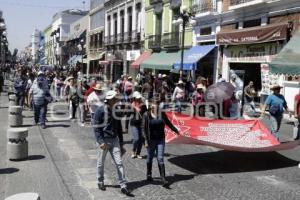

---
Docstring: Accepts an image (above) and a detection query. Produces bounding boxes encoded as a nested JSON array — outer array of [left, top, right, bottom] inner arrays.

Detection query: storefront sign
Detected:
[[226, 42, 282, 63], [127, 50, 140, 61], [217, 23, 288, 45]]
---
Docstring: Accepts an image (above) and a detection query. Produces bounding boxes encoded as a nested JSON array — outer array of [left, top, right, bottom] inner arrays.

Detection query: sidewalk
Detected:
[[0, 93, 90, 200]]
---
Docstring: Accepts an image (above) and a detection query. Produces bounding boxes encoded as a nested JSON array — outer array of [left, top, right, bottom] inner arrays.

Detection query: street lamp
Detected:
[[77, 39, 85, 74], [172, 6, 195, 81]]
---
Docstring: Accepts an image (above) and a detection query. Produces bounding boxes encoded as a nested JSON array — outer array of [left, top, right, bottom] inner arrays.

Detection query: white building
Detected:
[[31, 29, 43, 64], [50, 9, 88, 66]]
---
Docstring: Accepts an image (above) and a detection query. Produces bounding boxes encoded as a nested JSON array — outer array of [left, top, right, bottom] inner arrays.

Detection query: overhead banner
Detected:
[[217, 23, 288, 45], [165, 112, 299, 152]]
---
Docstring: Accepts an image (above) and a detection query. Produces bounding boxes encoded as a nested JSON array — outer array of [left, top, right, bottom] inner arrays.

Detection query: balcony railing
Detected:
[[148, 35, 161, 49], [149, 0, 162, 5], [230, 0, 263, 6], [132, 30, 141, 42], [117, 33, 124, 44], [192, 0, 217, 14], [104, 36, 112, 45], [162, 32, 180, 48], [124, 32, 132, 43]]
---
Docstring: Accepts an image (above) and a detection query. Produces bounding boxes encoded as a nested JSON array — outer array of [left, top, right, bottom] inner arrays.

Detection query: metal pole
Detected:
[[180, 19, 186, 81]]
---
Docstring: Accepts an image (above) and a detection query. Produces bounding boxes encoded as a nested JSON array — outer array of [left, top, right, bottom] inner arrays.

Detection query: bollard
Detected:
[[8, 106, 23, 127], [8, 94, 17, 106], [7, 128, 28, 160], [5, 193, 40, 200]]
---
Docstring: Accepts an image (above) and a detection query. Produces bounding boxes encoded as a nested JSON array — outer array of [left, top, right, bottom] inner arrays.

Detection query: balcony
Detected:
[[117, 33, 124, 44], [162, 32, 180, 48], [104, 36, 110, 45], [148, 35, 161, 49], [149, 0, 162, 5], [124, 32, 132, 43], [192, 0, 217, 17], [229, 0, 267, 10], [132, 30, 141, 42]]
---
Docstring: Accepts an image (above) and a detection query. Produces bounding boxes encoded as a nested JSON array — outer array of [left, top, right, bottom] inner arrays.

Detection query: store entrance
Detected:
[[230, 63, 262, 91]]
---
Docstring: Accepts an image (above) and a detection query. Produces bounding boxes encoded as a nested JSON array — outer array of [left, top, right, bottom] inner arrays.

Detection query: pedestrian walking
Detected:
[[65, 77, 78, 120], [172, 80, 185, 113], [87, 83, 104, 123], [77, 78, 89, 126], [93, 90, 132, 196], [260, 85, 289, 140], [244, 81, 256, 112], [294, 92, 300, 140], [14, 69, 28, 107], [130, 91, 147, 159], [192, 84, 205, 117], [29, 72, 50, 129], [142, 102, 179, 187]]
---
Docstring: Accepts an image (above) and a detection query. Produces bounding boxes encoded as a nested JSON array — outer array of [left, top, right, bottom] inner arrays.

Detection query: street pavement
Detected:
[[1, 89, 300, 199]]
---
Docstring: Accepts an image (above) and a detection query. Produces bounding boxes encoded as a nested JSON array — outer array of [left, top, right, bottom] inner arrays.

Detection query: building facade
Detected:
[[87, 0, 105, 76], [44, 25, 53, 65], [65, 15, 88, 72], [31, 29, 44, 64], [216, 0, 300, 108], [142, 0, 193, 77], [104, 0, 145, 82], [0, 10, 8, 66], [50, 9, 88, 66]]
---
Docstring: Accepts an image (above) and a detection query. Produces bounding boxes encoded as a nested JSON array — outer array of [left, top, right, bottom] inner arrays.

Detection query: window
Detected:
[[107, 16, 111, 36], [200, 27, 212, 35], [120, 10, 125, 35], [128, 7, 133, 33], [113, 13, 118, 36], [155, 13, 162, 35], [243, 19, 261, 28], [172, 8, 180, 32]]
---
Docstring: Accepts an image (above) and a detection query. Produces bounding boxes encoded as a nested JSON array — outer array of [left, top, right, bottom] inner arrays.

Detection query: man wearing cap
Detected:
[[260, 85, 289, 140], [87, 83, 105, 123], [93, 90, 132, 196], [172, 80, 185, 113]]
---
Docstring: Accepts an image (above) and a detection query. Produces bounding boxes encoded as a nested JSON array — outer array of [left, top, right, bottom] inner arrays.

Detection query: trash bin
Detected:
[[8, 106, 23, 127], [7, 128, 28, 160], [5, 193, 40, 200], [8, 94, 17, 106]]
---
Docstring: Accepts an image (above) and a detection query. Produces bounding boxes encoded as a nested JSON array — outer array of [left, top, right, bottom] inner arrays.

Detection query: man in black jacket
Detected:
[[93, 90, 132, 196]]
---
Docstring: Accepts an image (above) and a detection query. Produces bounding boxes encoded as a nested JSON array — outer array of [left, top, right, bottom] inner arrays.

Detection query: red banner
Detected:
[[165, 112, 299, 152]]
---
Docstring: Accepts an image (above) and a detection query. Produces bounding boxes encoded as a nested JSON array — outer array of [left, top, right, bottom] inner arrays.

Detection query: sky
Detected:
[[0, 0, 89, 52]]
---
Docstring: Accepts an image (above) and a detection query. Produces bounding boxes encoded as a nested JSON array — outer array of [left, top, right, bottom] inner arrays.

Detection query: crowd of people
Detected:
[[1, 63, 297, 196]]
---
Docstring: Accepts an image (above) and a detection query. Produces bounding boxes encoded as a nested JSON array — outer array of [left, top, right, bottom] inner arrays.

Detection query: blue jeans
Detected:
[[147, 139, 165, 165], [96, 137, 127, 188], [33, 103, 46, 125], [296, 117, 300, 140], [270, 114, 283, 139], [175, 99, 182, 113], [131, 125, 144, 155]]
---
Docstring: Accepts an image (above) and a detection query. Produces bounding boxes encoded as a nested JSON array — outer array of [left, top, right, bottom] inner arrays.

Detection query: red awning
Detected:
[[131, 51, 152, 69]]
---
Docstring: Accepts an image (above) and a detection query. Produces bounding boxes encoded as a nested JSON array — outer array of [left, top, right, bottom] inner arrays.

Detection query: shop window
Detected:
[[200, 27, 212, 35], [243, 19, 261, 28]]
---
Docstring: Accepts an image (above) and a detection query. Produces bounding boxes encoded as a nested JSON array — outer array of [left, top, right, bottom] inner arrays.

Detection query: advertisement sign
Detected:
[[127, 50, 140, 61], [226, 42, 282, 63], [165, 112, 299, 152], [217, 23, 287, 45]]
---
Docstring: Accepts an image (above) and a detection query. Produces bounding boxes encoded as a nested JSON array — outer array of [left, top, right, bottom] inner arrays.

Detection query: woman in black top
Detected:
[[142, 102, 179, 186]]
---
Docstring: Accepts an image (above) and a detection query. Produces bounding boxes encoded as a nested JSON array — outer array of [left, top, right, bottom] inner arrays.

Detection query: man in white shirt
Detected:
[[87, 83, 105, 122]]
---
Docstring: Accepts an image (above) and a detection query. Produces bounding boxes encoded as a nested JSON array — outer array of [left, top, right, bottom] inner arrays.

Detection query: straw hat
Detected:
[[177, 80, 184, 85], [132, 91, 142, 99], [105, 90, 117, 100], [162, 74, 167, 78], [196, 84, 205, 90], [271, 85, 283, 90], [93, 83, 103, 91]]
